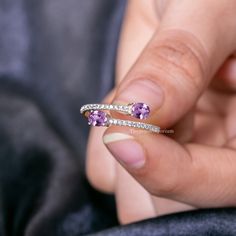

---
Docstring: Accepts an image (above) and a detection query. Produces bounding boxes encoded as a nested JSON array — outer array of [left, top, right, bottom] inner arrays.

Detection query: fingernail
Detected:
[[116, 79, 164, 113], [103, 133, 146, 169], [227, 59, 236, 82]]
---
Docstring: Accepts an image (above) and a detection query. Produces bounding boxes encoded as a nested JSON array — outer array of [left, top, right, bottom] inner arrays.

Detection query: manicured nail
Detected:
[[103, 133, 146, 169], [115, 79, 164, 113]]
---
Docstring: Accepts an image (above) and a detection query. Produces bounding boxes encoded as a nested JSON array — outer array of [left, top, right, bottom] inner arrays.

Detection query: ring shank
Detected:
[[108, 118, 160, 133], [80, 103, 131, 115]]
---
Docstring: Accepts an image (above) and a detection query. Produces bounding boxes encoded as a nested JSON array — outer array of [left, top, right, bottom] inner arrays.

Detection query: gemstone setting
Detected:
[[88, 110, 108, 126], [131, 103, 150, 119]]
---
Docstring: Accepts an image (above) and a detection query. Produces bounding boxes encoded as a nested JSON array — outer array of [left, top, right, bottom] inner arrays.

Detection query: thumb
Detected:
[[112, 0, 236, 127]]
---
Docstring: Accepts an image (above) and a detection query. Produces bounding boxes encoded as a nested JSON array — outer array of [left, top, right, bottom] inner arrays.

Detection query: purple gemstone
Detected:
[[88, 110, 108, 126], [131, 103, 150, 119]]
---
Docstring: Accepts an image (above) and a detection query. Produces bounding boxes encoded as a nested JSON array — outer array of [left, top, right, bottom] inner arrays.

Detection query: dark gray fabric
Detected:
[[1, 1, 236, 236], [0, 0, 125, 235], [90, 208, 236, 236]]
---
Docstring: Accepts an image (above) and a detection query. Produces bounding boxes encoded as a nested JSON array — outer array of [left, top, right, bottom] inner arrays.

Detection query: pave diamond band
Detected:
[[80, 103, 132, 115], [108, 118, 160, 133], [80, 102, 160, 133]]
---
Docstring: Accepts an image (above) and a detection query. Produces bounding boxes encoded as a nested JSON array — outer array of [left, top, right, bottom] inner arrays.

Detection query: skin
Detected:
[[86, 0, 236, 224]]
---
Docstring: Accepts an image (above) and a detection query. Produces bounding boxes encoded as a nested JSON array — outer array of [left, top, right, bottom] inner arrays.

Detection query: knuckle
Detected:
[[148, 34, 206, 92], [136, 168, 181, 197], [138, 163, 183, 197], [148, 177, 180, 197], [118, 209, 139, 225]]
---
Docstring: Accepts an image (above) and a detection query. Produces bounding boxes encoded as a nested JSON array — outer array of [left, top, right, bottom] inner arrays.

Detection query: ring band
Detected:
[[80, 102, 160, 133], [80, 103, 145, 118]]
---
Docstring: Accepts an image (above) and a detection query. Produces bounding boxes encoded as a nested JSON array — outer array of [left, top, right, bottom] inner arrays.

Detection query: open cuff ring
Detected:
[[80, 102, 160, 133]]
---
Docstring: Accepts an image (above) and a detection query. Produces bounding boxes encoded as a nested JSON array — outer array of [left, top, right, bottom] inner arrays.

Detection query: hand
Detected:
[[87, 0, 236, 224]]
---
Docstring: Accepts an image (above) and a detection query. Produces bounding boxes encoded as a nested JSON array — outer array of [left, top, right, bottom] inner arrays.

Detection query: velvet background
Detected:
[[0, 0, 236, 235]]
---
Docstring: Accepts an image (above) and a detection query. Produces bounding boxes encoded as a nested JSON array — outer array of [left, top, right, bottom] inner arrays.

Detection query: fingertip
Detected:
[[86, 126, 116, 193], [103, 131, 146, 170]]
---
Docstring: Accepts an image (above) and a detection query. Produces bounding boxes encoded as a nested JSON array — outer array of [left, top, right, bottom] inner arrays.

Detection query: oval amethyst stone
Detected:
[[88, 110, 108, 126], [131, 103, 150, 119]]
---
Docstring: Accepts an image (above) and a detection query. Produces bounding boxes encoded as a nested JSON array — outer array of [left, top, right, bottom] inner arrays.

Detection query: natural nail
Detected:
[[103, 133, 146, 169]]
